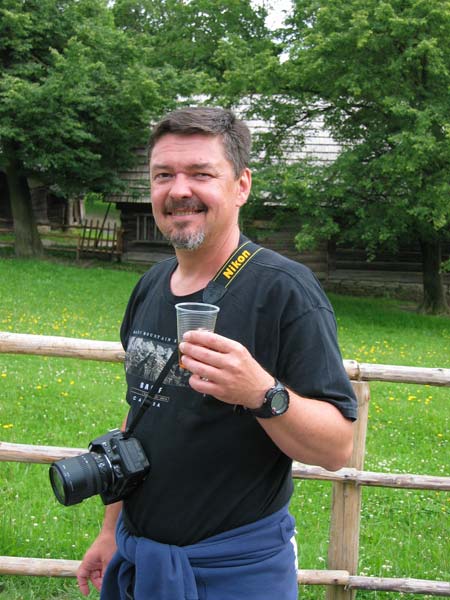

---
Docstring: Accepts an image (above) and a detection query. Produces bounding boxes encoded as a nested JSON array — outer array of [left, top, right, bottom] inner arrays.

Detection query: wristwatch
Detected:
[[250, 379, 290, 419]]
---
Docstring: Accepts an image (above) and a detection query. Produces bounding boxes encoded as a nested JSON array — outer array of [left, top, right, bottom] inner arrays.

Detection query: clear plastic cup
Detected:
[[175, 302, 220, 368]]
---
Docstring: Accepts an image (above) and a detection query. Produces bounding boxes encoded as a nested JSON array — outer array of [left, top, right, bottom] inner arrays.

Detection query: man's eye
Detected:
[[154, 173, 172, 180], [195, 173, 212, 179]]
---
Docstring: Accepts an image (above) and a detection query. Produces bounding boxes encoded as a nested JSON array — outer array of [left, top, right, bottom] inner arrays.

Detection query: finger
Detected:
[[180, 352, 222, 382], [77, 574, 90, 596], [189, 373, 217, 392], [188, 373, 238, 406], [179, 341, 225, 370], [182, 330, 234, 352], [91, 571, 103, 592]]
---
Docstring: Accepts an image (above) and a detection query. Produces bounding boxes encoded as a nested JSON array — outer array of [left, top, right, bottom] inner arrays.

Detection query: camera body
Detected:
[[49, 429, 150, 506], [89, 429, 150, 504]]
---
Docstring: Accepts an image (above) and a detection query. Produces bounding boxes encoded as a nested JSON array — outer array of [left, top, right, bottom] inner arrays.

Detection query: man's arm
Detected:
[[77, 501, 122, 596], [252, 390, 353, 471], [76, 416, 127, 596], [179, 331, 354, 470]]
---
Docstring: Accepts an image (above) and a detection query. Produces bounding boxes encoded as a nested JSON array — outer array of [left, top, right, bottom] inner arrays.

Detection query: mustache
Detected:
[[164, 198, 207, 213]]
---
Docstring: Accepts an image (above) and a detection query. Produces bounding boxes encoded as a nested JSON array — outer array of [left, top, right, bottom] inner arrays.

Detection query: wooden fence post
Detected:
[[326, 381, 370, 600]]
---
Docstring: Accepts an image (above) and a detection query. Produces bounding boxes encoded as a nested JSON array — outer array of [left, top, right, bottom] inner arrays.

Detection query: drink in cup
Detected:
[[175, 302, 220, 368]]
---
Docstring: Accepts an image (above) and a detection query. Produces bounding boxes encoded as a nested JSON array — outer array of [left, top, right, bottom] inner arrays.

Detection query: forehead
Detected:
[[150, 133, 229, 168]]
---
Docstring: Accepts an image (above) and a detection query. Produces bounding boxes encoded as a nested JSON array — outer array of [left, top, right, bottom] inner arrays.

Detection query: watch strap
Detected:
[[250, 379, 289, 419]]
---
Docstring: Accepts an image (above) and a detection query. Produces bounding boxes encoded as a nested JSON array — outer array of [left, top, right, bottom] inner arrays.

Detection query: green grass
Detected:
[[0, 257, 449, 599], [294, 295, 449, 600]]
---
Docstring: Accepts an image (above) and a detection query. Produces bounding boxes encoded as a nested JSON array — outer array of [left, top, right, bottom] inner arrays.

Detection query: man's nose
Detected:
[[169, 174, 193, 199]]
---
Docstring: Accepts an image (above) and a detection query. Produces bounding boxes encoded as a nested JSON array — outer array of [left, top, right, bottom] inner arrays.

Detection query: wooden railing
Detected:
[[76, 218, 122, 260], [0, 332, 449, 598]]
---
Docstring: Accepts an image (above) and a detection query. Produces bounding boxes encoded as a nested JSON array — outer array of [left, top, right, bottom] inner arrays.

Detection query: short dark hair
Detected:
[[148, 107, 252, 177]]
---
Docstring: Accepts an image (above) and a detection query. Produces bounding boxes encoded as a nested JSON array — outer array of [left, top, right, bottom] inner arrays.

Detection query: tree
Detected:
[[112, 0, 273, 84], [245, 0, 450, 314], [0, 0, 278, 257], [0, 0, 175, 256]]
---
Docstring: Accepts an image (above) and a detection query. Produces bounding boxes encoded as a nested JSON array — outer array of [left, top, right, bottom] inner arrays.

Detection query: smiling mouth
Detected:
[[168, 208, 205, 216], [165, 200, 207, 216]]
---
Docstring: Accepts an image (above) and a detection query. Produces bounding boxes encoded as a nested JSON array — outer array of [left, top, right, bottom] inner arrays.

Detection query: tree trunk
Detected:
[[4, 156, 44, 257], [418, 239, 449, 314]]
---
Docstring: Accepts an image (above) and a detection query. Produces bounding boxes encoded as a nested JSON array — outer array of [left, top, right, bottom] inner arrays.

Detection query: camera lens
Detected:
[[49, 452, 113, 506]]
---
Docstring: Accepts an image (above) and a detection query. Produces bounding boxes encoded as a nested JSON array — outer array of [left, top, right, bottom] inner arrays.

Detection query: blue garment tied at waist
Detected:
[[100, 505, 298, 600]]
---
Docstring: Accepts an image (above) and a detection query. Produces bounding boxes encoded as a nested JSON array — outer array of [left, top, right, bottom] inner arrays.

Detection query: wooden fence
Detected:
[[0, 331, 449, 598], [76, 218, 122, 260]]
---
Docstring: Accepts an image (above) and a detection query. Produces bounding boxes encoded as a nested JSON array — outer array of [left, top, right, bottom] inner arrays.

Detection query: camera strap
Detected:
[[125, 349, 178, 436], [202, 238, 263, 304], [126, 238, 263, 435]]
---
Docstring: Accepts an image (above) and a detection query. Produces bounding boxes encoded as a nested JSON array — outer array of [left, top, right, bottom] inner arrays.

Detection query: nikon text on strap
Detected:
[[202, 239, 263, 304]]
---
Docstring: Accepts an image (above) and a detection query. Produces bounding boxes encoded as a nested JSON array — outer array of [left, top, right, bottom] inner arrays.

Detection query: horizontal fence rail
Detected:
[[0, 561, 448, 596], [0, 331, 125, 362], [2, 331, 450, 385], [292, 463, 450, 491], [0, 442, 84, 463], [344, 359, 450, 387], [0, 559, 448, 597], [1, 332, 449, 598], [1, 442, 449, 492]]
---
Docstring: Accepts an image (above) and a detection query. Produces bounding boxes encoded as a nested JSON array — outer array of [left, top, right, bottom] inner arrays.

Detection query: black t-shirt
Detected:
[[120, 243, 357, 546]]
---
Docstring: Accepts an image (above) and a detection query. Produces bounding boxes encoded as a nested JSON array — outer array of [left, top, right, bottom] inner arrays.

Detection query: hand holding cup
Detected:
[[175, 302, 220, 369]]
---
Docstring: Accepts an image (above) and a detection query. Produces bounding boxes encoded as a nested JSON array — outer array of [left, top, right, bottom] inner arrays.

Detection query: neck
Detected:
[[170, 227, 241, 297]]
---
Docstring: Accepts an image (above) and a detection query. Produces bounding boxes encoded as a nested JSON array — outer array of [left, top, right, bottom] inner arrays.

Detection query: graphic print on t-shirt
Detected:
[[125, 334, 190, 409]]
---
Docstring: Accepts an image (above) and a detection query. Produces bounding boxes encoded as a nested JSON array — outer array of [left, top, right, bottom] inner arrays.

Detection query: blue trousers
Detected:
[[101, 505, 298, 600]]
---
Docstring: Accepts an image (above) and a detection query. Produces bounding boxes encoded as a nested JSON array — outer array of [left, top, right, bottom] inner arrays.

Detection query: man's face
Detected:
[[149, 133, 251, 250]]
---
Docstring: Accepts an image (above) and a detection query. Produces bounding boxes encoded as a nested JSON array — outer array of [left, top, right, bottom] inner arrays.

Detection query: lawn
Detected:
[[0, 256, 448, 599]]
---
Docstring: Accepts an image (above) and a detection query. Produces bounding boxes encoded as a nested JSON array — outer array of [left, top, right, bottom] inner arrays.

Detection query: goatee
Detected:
[[166, 231, 206, 250]]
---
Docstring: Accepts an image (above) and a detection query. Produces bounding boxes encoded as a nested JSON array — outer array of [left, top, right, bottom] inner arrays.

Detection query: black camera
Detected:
[[50, 349, 177, 508], [49, 429, 150, 506]]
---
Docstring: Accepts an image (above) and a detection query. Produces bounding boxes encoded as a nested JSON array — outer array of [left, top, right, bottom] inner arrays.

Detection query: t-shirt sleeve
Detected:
[[120, 274, 148, 350], [277, 273, 357, 420], [277, 285, 357, 421]]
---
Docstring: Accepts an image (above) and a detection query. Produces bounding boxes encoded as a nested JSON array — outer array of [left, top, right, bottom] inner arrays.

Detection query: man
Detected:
[[77, 107, 357, 599]]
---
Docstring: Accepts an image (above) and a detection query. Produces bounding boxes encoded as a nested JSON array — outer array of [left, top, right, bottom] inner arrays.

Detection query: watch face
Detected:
[[271, 390, 288, 413]]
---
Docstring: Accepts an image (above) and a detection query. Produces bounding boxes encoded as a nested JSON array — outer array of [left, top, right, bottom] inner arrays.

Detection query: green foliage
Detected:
[[442, 258, 450, 273], [276, 0, 450, 253], [0, 0, 279, 258], [238, 1, 450, 252], [222, 0, 450, 311], [0, 0, 278, 183], [112, 0, 274, 87], [0, 0, 178, 195]]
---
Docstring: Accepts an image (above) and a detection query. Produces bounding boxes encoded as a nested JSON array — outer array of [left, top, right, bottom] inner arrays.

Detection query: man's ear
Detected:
[[236, 168, 252, 207]]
